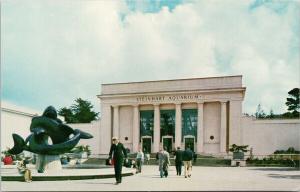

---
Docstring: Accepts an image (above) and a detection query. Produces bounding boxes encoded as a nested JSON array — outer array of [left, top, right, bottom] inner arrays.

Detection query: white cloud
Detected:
[[2, 0, 299, 115]]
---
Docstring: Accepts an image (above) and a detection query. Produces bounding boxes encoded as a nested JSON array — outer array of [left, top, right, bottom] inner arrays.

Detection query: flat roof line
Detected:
[[97, 87, 246, 97], [1, 107, 39, 117], [101, 75, 243, 86]]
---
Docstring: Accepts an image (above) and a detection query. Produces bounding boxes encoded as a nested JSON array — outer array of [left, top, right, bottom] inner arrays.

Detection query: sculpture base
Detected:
[[231, 160, 246, 167], [36, 154, 62, 173]]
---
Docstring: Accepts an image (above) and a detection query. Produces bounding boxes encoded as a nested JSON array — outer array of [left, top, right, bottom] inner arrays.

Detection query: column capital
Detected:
[[153, 103, 160, 107], [112, 105, 119, 108], [197, 101, 204, 105], [219, 100, 228, 104], [132, 104, 139, 107], [174, 102, 182, 106]]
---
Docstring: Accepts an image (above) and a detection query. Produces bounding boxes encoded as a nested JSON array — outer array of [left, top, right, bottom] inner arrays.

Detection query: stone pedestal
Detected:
[[231, 160, 246, 167], [36, 154, 62, 173]]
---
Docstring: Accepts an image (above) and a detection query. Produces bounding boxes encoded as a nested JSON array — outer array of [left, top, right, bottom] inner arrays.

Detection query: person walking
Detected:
[[158, 147, 170, 178], [145, 153, 150, 164], [108, 137, 128, 184], [174, 147, 183, 176], [136, 148, 144, 173], [183, 147, 193, 178]]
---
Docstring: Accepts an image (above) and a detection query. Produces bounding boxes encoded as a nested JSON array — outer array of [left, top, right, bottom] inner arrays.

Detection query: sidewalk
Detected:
[[1, 165, 135, 181], [1, 165, 300, 191]]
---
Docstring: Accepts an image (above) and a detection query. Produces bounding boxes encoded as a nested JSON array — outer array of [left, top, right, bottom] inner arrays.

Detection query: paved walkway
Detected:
[[1, 164, 133, 177], [1, 166, 300, 191]]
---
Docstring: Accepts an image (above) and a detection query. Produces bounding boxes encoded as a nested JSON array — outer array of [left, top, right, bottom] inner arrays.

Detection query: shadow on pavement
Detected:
[[267, 174, 300, 179], [82, 182, 116, 185], [249, 167, 299, 171], [138, 175, 185, 179]]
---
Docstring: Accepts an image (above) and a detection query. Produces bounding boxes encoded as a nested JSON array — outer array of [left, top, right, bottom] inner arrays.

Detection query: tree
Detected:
[[58, 107, 76, 123], [285, 88, 299, 115], [255, 104, 266, 119], [58, 98, 99, 123], [268, 109, 275, 118]]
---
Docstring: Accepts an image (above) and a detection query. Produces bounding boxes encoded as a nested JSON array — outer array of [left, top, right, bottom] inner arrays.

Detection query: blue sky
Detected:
[[1, 0, 299, 115]]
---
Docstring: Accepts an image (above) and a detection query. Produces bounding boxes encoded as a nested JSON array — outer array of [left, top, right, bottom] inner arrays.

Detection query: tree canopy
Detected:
[[255, 104, 266, 118], [58, 98, 99, 123], [283, 88, 299, 118], [255, 88, 299, 119], [286, 88, 299, 112]]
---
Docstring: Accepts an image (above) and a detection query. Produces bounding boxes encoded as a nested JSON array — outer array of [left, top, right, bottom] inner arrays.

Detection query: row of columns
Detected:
[[112, 101, 228, 153]]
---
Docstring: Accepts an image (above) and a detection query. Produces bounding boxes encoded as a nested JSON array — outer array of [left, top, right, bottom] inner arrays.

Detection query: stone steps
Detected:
[[1, 166, 135, 181], [83, 157, 231, 167]]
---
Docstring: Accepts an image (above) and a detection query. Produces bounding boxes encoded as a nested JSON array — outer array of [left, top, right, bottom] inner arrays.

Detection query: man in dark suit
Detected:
[[174, 146, 183, 176], [109, 137, 128, 184]]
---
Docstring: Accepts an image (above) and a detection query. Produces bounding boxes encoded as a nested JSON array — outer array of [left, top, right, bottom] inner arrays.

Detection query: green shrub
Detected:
[[71, 145, 91, 156]]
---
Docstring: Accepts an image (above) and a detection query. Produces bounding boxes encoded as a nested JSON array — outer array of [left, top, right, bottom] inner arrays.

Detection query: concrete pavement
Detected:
[[1, 165, 300, 191], [1, 165, 135, 181]]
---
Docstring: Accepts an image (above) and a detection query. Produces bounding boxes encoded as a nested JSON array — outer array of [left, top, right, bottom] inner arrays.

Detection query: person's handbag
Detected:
[[111, 158, 115, 166]]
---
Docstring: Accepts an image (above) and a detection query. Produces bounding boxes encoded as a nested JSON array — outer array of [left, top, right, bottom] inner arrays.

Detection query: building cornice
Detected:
[[1, 107, 38, 117], [101, 75, 243, 86], [97, 87, 246, 99]]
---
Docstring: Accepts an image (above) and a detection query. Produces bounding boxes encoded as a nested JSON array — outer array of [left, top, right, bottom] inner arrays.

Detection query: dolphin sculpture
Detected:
[[8, 106, 93, 155]]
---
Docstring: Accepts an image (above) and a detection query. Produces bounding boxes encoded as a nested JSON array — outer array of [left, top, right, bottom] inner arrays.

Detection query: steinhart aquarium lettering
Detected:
[[136, 94, 202, 102]]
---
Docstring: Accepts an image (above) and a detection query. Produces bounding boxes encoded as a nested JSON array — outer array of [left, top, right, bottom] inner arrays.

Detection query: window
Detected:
[[140, 110, 154, 141], [160, 110, 175, 142], [182, 109, 198, 142]]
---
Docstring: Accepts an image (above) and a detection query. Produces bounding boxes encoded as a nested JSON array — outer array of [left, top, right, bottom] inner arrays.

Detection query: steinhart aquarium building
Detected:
[[2, 75, 299, 157], [98, 75, 246, 155]]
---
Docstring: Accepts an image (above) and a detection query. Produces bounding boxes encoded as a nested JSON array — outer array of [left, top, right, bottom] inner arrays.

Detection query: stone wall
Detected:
[[203, 102, 221, 153], [242, 117, 300, 156], [67, 121, 101, 156], [1, 105, 101, 156], [2, 105, 299, 157], [1, 109, 36, 151]]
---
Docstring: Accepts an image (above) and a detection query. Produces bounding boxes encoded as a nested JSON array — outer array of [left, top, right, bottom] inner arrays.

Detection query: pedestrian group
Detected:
[[108, 137, 195, 185]]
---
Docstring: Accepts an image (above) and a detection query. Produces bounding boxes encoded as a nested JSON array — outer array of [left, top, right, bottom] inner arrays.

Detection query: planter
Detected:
[[233, 152, 244, 160], [81, 152, 88, 159]]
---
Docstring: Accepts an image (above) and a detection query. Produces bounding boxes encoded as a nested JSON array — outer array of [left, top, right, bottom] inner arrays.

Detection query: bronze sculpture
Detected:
[[8, 106, 93, 155]]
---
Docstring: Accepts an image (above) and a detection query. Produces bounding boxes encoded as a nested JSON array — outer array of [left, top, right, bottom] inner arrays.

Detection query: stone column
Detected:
[[132, 104, 139, 153], [220, 101, 227, 153], [100, 104, 112, 154], [175, 103, 182, 149], [113, 105, 119, 139], [197, 102, 204, 153], [153, 104, 160, 152], [229, 100, 242, 145]]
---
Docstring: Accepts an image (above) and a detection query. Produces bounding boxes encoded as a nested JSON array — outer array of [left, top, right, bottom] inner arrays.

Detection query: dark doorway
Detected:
[[184, 137, 195, 152], [142, 138, 151, 154], [163, 138, 173, 153]]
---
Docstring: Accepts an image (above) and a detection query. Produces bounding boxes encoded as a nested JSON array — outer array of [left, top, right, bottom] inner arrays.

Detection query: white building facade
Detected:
[[98, 75, 246, 155], [1, 103, 39, 151], [1, 102, 100, 156], [2, 75, 299, 157]]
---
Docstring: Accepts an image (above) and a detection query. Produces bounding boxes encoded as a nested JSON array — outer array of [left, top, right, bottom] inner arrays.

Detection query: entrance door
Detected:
[[142, 138, 151, 154], [163, 138, 172, 153], [184, 137, 195, 152]]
